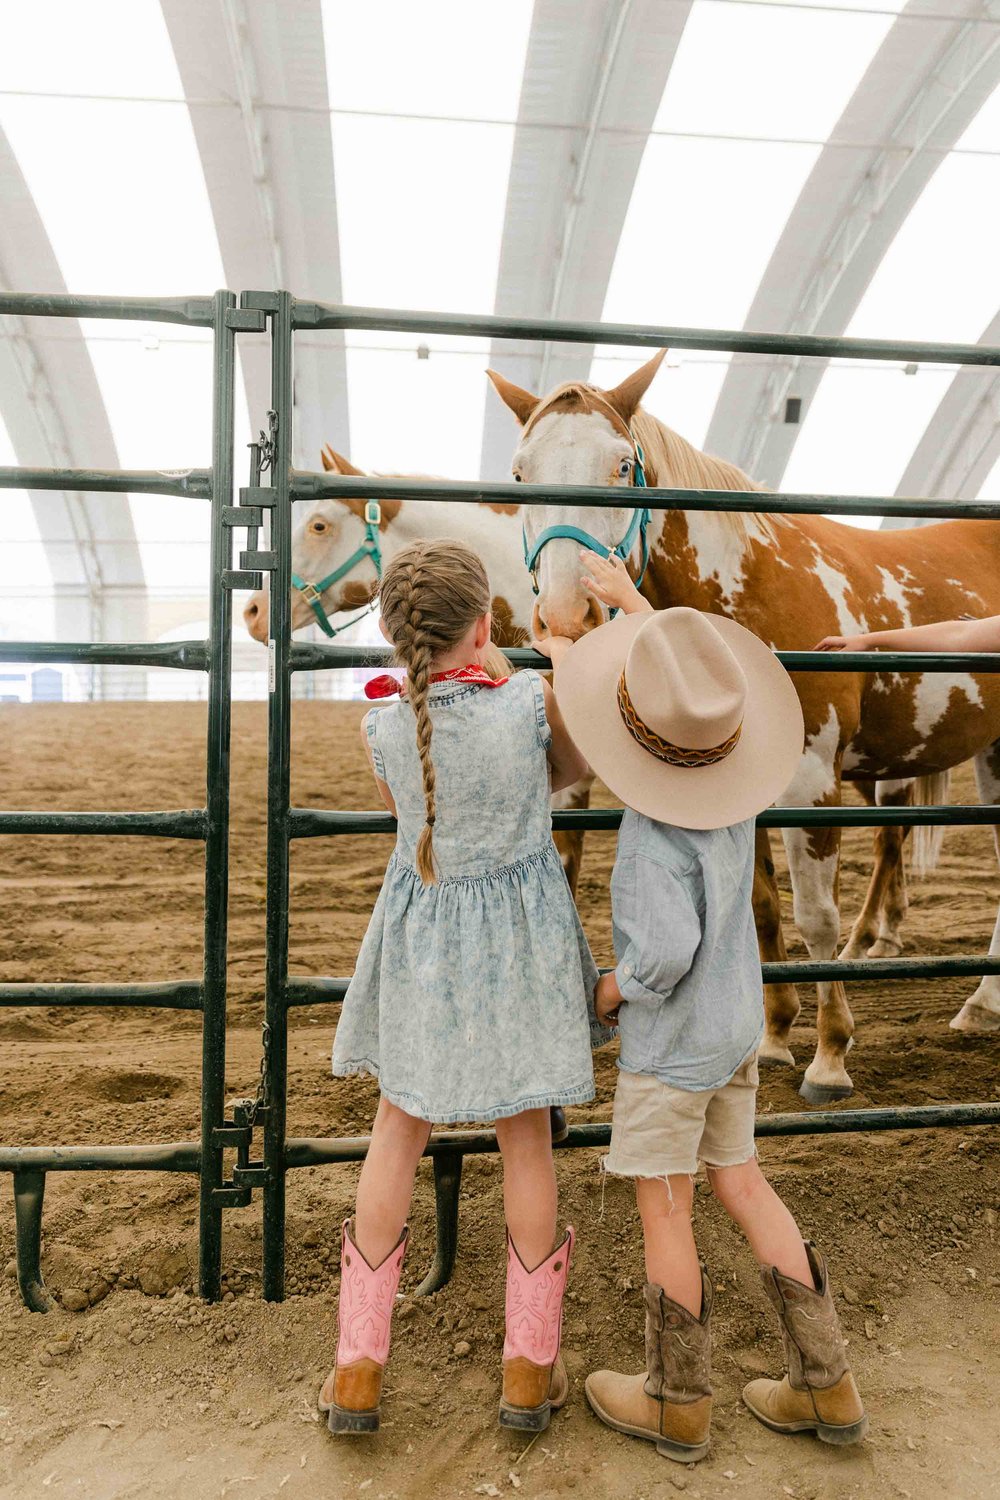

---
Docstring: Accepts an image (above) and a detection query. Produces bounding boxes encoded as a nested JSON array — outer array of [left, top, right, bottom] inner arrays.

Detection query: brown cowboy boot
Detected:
[[585, 1269, 714, 1462], [743, 1241, 868, 1446]]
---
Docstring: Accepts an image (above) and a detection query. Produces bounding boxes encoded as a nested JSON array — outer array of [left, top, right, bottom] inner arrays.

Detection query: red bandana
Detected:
[[364, 664, 510, 700]]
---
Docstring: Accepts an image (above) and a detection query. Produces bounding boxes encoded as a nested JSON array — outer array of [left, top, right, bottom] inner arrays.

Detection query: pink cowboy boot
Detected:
[[499, 1226, 574, 1431], [318, 1218, 408, 1434]]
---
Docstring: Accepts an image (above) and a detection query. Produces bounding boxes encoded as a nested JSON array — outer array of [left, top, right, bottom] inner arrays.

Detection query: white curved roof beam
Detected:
[[881, 308, 1000, 529], [704, 0, 1000, 487], [479, 0, 691, 481], [161, 0, 349, 468], [0, 127, 143, 641]]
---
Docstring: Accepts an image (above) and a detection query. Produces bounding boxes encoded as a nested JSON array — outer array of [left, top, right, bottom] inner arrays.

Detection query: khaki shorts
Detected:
[[605, 1051, 759, 1179]]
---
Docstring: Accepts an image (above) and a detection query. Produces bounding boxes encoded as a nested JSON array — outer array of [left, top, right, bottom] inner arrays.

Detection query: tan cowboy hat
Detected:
[[554, 607, 804, 829]]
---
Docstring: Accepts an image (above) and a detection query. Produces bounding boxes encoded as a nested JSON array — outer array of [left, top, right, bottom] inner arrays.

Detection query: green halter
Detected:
[[291, 500, 383, 638]]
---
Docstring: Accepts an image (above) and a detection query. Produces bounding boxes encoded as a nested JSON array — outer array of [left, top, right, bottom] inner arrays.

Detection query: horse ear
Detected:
[[602, 349, 667, 424], [321, 444, 366, 476], [486, 369, 540, 427]]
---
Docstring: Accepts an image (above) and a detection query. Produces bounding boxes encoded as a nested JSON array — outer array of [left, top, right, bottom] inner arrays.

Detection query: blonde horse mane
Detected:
[[630, 409, 784, 541]]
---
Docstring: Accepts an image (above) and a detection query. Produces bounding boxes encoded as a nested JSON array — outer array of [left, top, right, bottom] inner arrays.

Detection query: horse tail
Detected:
[[910, 770, 951, 876]]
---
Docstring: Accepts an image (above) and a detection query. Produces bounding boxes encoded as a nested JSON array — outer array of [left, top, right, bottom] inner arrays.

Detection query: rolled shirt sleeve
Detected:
[[612, 854, 703, 1005]]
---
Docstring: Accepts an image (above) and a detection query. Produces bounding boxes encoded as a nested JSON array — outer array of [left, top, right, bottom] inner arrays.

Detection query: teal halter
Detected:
[[291, 500, 383, 638], [522, 436, 651, 605]]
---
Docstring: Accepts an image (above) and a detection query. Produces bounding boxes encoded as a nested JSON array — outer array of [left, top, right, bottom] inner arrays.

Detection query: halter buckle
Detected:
[[300, 582, 322, 606], [364, 500, 381, 527]]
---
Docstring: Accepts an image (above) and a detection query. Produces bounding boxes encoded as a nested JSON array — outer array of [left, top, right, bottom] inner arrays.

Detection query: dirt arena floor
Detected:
[[1, 700, 999, 1500]]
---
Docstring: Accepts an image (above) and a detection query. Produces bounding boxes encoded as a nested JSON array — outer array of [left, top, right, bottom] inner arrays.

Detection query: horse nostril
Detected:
[[244, 601, 258, 621]]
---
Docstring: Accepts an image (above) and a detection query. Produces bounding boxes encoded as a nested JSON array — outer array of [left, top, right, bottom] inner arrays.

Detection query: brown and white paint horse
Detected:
[[490, 351, 1000, 1102], [242, 447, 596, 890]]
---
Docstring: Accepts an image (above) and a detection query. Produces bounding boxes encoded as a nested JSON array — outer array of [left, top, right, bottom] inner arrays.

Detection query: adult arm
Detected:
[[815, 615, 1000, 654]]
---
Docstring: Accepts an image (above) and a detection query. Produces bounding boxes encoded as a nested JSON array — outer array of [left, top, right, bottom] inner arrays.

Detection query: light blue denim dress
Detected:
[[332, 670, 604, 1123]]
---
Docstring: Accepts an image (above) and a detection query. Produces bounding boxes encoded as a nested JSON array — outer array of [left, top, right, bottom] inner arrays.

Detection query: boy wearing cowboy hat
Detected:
[[534, 551, 867, 1464]]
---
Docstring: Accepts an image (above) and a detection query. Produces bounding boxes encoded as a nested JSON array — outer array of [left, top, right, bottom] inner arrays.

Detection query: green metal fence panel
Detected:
[[242, 293, 1000, 1306], [0, 289, 243, 1311]]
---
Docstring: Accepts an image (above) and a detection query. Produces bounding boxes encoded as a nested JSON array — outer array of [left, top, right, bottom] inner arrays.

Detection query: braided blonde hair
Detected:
[[379, 539, 493, 884]]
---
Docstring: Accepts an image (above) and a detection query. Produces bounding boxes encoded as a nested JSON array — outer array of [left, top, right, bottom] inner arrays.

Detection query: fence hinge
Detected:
[[225, 306, 268, 332], [241, 290, 280, 313]]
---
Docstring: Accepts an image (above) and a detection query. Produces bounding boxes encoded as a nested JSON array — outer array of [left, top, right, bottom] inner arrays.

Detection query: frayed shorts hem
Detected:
[[601, 1144, 757, 1180]]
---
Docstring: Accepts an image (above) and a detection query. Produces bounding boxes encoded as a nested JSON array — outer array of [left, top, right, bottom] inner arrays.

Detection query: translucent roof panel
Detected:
[[601, 0, 898, 335], [0, 413, 54, 642], [783, 83, 1000, 507], [0, 0, 245, 595], [323, 0, 532, 480]]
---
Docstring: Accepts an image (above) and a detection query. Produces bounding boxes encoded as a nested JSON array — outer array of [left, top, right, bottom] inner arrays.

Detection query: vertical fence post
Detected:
[[198, 290, 237, 1300], [262, 292, 294, 1300]]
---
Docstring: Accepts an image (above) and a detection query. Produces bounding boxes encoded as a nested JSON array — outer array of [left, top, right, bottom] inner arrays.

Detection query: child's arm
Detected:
[[360, 713, 397, 816], [538, 677, 589, 792], [610, 858, 702, 1017], [815, 614, 1000, 654], [580, 550, 654, 616]]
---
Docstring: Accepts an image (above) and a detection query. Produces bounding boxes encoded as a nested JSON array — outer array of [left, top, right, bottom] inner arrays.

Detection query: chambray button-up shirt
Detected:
[[611, 808, 764, 1091]]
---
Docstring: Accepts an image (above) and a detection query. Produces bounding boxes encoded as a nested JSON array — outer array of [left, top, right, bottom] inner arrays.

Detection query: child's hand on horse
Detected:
[[581, 551, 652, 616]]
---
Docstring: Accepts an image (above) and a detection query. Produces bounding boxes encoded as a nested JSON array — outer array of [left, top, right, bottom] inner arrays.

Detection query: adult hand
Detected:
[[814, 634, 872, 653], [581, 551, 652, 617]]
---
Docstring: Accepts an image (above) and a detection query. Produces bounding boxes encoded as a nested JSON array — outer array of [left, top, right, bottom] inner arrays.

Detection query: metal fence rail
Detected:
[[0, 288, 258, 1313], [243, 291, 1000, 1303]]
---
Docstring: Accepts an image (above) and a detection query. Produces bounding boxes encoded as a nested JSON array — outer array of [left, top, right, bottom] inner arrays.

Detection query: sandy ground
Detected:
[[1, 701, 999, 1500]]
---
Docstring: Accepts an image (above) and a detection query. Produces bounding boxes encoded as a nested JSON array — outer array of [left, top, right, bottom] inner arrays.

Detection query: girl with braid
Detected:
[[320, 539, 610, 1437]]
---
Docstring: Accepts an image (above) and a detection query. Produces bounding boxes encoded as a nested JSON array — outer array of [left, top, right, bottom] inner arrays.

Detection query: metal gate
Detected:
[[3, 289, 1000, 1311], [0, 288, 267, 1310], [245, 291, 1000, 1302]]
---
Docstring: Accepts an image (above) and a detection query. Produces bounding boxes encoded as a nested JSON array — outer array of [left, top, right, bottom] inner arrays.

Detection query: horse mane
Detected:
[[630, 410, 784, 541]]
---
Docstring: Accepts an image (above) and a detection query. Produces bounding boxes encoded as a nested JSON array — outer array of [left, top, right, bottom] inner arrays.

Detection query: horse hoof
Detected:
[[866, 939, 903, 960], [949, 1002, 1000, 1035], [758, 1048, 795, 1069], [798, 1077, 853, 1106]]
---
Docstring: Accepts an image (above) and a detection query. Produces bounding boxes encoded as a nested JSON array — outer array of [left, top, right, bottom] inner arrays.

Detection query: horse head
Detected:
[[488, 350, 666, 642], [243, 446, 399, 642]]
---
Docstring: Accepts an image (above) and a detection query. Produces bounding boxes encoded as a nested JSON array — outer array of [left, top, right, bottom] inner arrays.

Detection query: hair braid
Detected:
[[378, 539, 492, 886]]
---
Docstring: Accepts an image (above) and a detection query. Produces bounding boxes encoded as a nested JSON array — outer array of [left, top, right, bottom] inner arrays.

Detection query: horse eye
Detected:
[[513, 472, 522, 482], [310, 521, 327, 533], [618, 459, 632, 478]]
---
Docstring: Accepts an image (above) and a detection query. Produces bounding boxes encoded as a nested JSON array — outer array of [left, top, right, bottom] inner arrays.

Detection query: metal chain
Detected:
[[245, 1020, 271, 1127], [257, 409, 278, 475]]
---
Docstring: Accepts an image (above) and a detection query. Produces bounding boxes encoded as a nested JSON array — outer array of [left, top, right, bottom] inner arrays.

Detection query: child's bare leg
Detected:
[[635, 1174, 702, 1314], [495, 1108, 557, 1265], [354, 1095, 431, 1266], [707, 1157, 812, 1283]]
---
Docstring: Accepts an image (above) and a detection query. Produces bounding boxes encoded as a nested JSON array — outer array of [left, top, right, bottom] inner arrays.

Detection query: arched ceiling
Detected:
[[0, 126, 143, 638], [704, 0, 1000, 487], [0, 0, 998, 632]]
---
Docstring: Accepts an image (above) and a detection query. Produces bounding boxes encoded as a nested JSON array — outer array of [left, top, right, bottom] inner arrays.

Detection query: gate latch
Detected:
[[212, 1098, 270, 1206], [223, 410, 278, 591]]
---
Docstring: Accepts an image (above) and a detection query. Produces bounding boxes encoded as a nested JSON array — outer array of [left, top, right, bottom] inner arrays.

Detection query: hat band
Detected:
[[617, 672, 743, 768]]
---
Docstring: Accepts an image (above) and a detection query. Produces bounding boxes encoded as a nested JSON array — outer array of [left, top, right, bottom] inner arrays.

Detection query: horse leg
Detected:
[[950, 743, 1000, 1033], [840, 780, 911, 961], [783, 821, 856, 1103], [752, 827, 800, 1067], [551, 773, 595, 900], [868, 781, 913, 958]]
